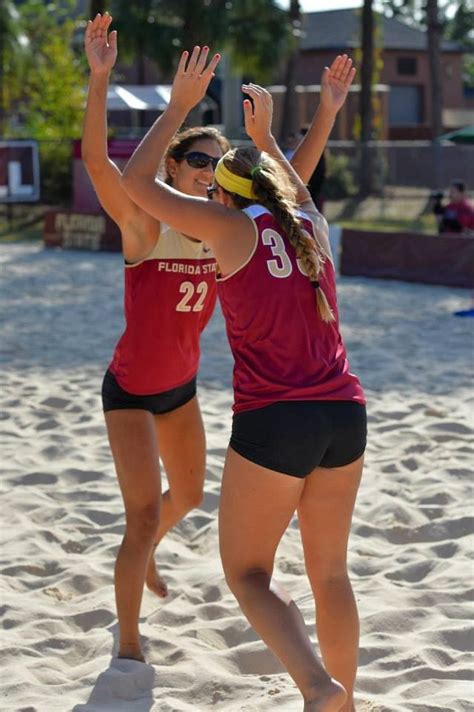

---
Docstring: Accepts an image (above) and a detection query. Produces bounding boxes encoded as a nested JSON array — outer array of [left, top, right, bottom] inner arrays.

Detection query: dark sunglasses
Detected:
[[206, 185, 218, 200], [183, 151, 220, 170]]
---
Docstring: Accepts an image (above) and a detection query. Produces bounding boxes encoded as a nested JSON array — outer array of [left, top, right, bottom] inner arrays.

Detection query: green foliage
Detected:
[[224, 0, 290, 82], [381, 0, 424, 26], [109, 0, 177, 76], [446, 0, 474, 44], [446, 0, 474, 88], [324, 153, 356, 200], [3, 0, 87, 202], [0, 1, 29, 124], [107, 0, 289, 82]]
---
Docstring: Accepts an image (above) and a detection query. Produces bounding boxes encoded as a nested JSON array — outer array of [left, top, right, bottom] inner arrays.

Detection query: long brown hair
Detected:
[[222, 147, 335, 323]]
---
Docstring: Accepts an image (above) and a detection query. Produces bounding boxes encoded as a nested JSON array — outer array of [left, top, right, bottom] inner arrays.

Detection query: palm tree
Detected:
[[0, 0, 28, 134], [426, 0, 443, 141], [359, 0, 374, 196], [279, 0, 302, 143]]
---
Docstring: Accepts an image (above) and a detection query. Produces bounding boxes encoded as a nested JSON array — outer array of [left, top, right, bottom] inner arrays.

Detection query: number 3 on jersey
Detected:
[[176, 281, 208, 312], [262, 229, 306, 278]]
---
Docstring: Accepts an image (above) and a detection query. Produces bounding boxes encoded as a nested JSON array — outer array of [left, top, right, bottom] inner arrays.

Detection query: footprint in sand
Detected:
[[40, 397, 70, 409]]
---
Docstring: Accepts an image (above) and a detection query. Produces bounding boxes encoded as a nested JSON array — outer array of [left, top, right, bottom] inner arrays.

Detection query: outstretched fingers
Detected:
[[186, 45, 202, 74], [85, 20, 93, 44], [85, 11, 112, 43], [204, 51, 221, 79], [195, 46, 210, 75], [242, 84, 269, 103], [109, 28, 117, 51], [176, 50, 189, 75], [178, 46, 220, 78], [340, 56, 355, 84], [171, 47, 220, 112], [242, 83, 273, 144], [327, 54, 356, 89]]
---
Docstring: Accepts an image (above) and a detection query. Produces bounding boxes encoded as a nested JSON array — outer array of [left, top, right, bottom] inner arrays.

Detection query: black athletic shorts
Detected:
[[101, 369, 197, 415], [230, 400, 367, 478]]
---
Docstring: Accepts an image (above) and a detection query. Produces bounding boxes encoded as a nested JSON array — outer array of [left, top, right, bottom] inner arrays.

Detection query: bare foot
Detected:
[[145, 550, 168, 598], [303, 679, 347, 712]]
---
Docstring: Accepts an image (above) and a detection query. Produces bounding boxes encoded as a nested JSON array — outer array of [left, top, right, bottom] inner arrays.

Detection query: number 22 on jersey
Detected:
[[176, 281, 208, 312]]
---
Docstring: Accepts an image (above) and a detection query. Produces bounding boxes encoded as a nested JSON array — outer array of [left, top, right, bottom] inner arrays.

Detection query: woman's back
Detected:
[[217, 206, 364, 412]]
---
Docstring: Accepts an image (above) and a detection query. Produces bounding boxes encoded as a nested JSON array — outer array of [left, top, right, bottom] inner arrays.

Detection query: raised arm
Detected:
[[242, 83, 311, 205], [82, 13, 159, 261], [242, 84, 333, 258], [121, 47, 249, 246], [290, 55, 356, 183]]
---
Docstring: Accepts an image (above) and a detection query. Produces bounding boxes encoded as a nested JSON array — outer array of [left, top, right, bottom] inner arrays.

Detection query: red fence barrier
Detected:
[[340, 229, 474, 288]]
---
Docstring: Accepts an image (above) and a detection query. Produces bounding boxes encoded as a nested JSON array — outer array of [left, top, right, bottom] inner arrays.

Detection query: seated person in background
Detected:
[[432, 180, 474, 234]]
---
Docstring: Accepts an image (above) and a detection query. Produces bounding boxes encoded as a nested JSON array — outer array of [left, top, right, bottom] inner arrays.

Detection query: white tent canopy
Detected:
[[107, 84, 216, 113]]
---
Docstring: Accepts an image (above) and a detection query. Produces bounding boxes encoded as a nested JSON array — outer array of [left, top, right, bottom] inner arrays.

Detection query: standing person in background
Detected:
[[82, 15, 229, 662], [122, 47, 363, 712]]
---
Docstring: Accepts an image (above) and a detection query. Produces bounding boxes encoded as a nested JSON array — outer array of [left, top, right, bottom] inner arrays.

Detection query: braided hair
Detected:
[[222, 147, 335, 323]]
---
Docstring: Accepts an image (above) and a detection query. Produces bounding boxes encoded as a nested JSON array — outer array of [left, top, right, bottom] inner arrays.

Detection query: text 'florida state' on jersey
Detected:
[[109, 225, 217, 395]]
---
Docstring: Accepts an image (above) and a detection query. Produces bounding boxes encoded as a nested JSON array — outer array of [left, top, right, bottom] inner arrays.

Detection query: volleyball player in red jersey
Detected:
[[122, 47, 362, 711], [83, 16, 229, 662]]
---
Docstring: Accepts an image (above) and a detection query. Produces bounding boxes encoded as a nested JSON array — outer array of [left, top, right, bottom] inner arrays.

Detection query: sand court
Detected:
[[1, 241, 472, 711]]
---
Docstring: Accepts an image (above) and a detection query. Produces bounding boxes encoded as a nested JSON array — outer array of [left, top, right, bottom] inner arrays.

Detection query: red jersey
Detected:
[[443, 199, 474, 231], [217, 205, 365, 413], [109, 225, 217, 395]]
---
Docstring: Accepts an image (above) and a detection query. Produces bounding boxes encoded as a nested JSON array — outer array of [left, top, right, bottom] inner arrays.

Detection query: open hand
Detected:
[[242, 83, 273, 148], [320, 55, 356, 114], [85, 13, 117, 75], [169, 47, 220, 113]]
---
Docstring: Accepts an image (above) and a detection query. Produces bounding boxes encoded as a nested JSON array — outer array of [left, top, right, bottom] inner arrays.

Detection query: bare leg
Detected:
[[145, 396, 206, 597], [298, 456, 364, 712], [219, 447, 347, 710], [105, 409, 161, 660]]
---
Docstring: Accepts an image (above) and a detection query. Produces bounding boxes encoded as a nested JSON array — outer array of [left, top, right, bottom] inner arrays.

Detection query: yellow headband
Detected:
[[215, 158, 256, 200]]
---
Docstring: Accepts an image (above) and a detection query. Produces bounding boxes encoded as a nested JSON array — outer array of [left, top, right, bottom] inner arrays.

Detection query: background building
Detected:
[[270, 9, 472, 141]]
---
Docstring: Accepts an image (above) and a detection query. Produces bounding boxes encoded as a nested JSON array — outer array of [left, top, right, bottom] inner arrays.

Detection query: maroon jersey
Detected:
[[443, 199, 474, 231], [217, 205, 365, 413], [109, 225, 217, 395]]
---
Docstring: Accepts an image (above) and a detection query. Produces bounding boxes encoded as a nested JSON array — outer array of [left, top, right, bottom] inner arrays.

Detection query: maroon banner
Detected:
[[73, 138, 141, 160], [340, 229, 474, 288], [73, 138, 142, 213], [43, 210, 122, 252]]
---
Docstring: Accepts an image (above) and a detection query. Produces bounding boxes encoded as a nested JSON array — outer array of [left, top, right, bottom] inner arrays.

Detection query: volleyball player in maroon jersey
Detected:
[[83, 16, 229, 662], [122, 47, 361, 711]]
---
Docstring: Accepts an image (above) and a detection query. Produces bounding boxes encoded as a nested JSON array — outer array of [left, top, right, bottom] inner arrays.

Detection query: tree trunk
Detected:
[[279, 0, 301, 144], [359, 0, 374, 196], [222, 53, 242, 138], [426, 0, 443, 141]]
